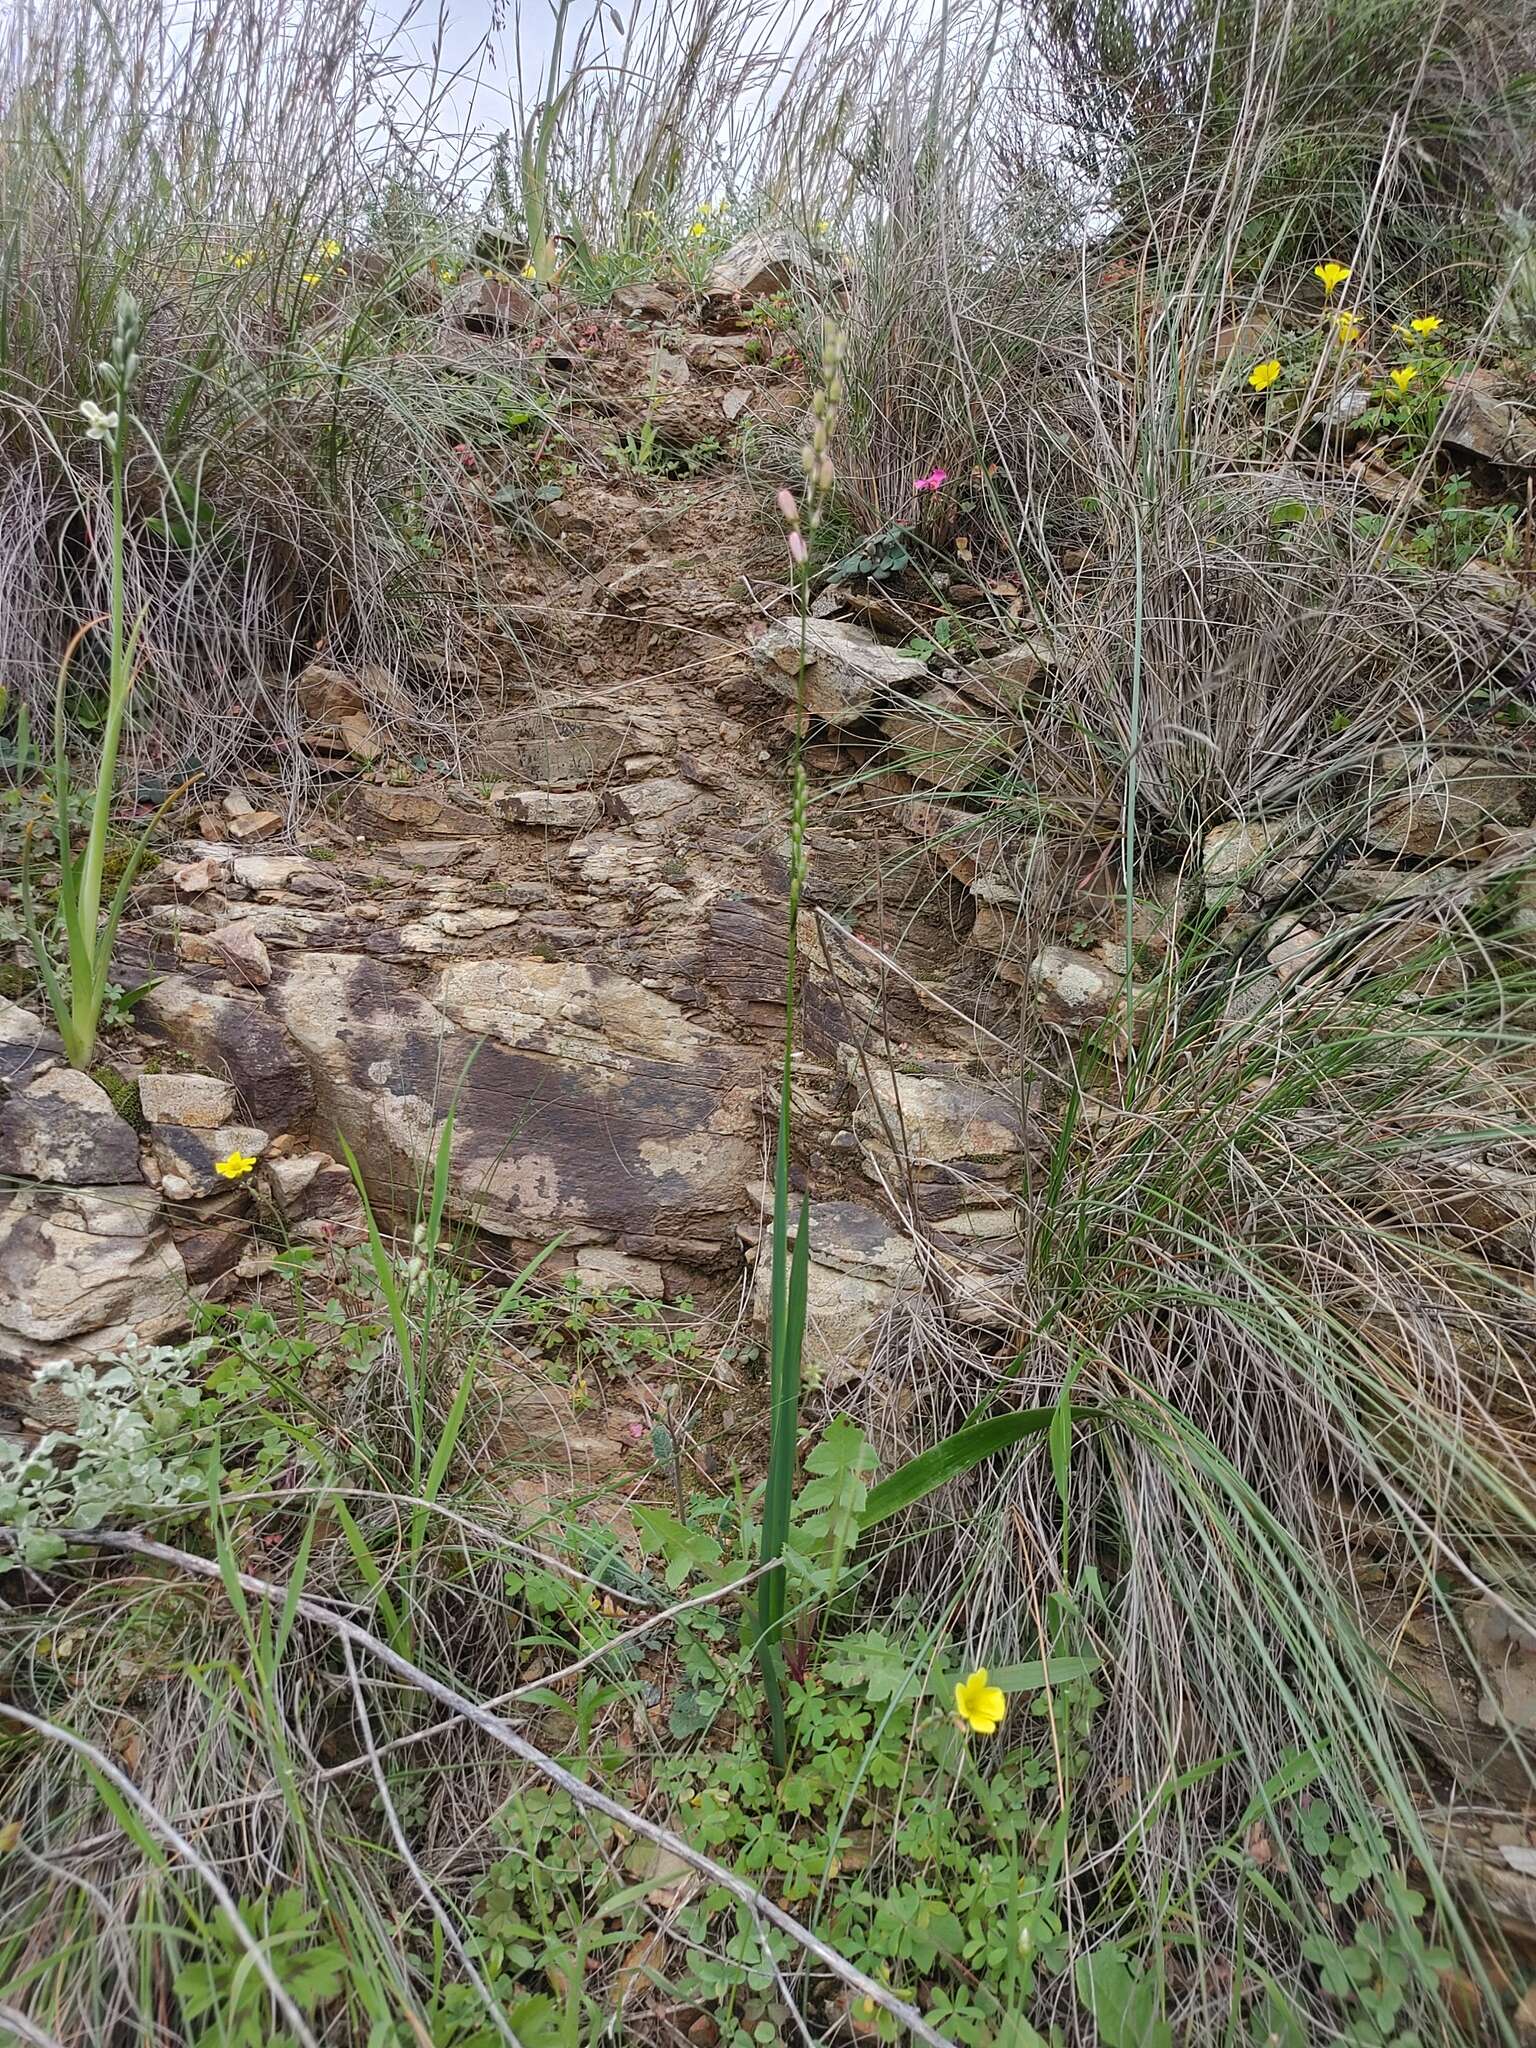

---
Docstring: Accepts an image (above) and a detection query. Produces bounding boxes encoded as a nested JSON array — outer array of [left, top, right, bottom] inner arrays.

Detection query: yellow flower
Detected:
[[1409, 314, 1441, 336], [301, 271, 321, 286], [1388, 365, 1418, 394], [319, 238, 342, 261], [689, 220, 707, 238], [1314, 261, 1351, 295], [1335, 308, 1362, 344], [817, 218, 831, 234], [215, 1150, 257, 1181], [521, 262, 537, 279], [954, 1667, 1007, 1736], [230, 248, 256, 270], [1248, 358, 1281, 392]]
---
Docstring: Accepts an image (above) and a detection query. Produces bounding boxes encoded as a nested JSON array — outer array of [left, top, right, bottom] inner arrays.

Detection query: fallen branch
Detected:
[[37, 1526, 959, 2048]]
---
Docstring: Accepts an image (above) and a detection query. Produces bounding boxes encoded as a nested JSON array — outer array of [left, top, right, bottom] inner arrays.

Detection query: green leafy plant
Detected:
[[173, 1889, 345, 2048], [826, 519, 914, 581], [0, 1338, 209, 1566]]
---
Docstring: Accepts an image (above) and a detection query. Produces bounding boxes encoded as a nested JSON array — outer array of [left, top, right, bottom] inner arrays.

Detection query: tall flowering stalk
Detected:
[[754, 323, 846, 1767], [22, 293, 186, 1070]]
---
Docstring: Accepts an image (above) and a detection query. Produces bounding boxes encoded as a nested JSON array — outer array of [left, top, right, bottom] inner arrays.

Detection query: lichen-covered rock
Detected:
[[747, 1197, 917, 1380], [136, 1072, 238, 1129], [136, 975, 314, 1134], [0, 999, 64, 1088], [752, 617, 929, 726], [0, 1184, 187, 1387], [704, 229, 814, 305], [0, 1066, 142, 1185], [1202, 819, 1321, 904], [1365, 750, 1530, 859], [1028, 945, 1145, 1035], [850, 1061, 1031, 1182], [266, 953, 759, 1265], [149, 1122, 269, 1197]]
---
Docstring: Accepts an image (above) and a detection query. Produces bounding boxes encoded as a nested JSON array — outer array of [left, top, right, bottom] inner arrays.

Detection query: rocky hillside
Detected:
[[7, 234, 1536, 1452]]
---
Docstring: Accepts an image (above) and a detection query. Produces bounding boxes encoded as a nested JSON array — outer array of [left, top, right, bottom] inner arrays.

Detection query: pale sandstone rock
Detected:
[[0, 1066, 141, 1185]]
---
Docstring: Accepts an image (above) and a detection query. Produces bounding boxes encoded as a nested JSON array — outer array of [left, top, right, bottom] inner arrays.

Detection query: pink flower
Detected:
[[776, 487, 800, 523], [913, 467, 948, 494], [787, 530, 808, 564], [451, 442, 477, 470]]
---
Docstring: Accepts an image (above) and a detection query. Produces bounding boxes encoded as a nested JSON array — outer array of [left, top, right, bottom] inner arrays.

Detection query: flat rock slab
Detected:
[[136, 976, 315, 1135], [753, 617, 930, 726], [0, 999, 65, 1088], [268, 953, 760, 1262], [747, 1196, 917, 1379], [0, 1066, 143, 1185], [0, 1183, 187, 1400]]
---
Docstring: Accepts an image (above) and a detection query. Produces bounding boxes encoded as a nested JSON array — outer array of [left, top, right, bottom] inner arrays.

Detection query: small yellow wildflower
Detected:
[[689, 219, 707, 238], [230, 248, 257, 270], [1388, 365, 1418, 394], [954, 1668, 1007, 1736], [816, 218, 831, 234], [1335, 307, 1362, 344], [521, 262, 537, 280], [1248, 357, 1281, 393], [1314, 261, 1351, 295], [319, 237, 342, 261], [301, 271, 322, 286], [215, 1149, 257, 1181], [1409, 314, 1441, 336]]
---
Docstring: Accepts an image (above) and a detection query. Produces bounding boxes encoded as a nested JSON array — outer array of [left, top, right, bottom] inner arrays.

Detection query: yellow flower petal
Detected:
[[1409, 314, 1441, 336], [954, 1667, 1008, 1735], [1247, 358, 1281, 392], [215, 1150, 257, 1181], [1313, 261, 1351, 295], [1388, 364, 1418, 394]]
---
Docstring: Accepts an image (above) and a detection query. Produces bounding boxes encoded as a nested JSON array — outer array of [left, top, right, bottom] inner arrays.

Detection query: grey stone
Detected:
[[611, 282, 678, 322], [180, 918, 272, 987], [748, 1197, 916, 1381], [266, 953, 758, 1263], [0, 999, 64, 1088], [0, 1184, 187, 1382], [0, 1066, 142, 1185], [495, 788, 604, 831], [149, 1122, 269, 1197], [135, 1072, 238, 1129], [135, 975, 315, 1134], [262, 1150, 367, 1245], [1365, 750, 1531, 858], [1441, 373, 1536, 468], [574, 1246, 667, 1297], [704, 228, 814, 304], [752, 617, 929, 726]]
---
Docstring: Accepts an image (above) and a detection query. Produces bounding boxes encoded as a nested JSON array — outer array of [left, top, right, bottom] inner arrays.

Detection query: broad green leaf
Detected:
[[859, 1406, 1086, 1530], [630, 1506, 722, 1589]]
